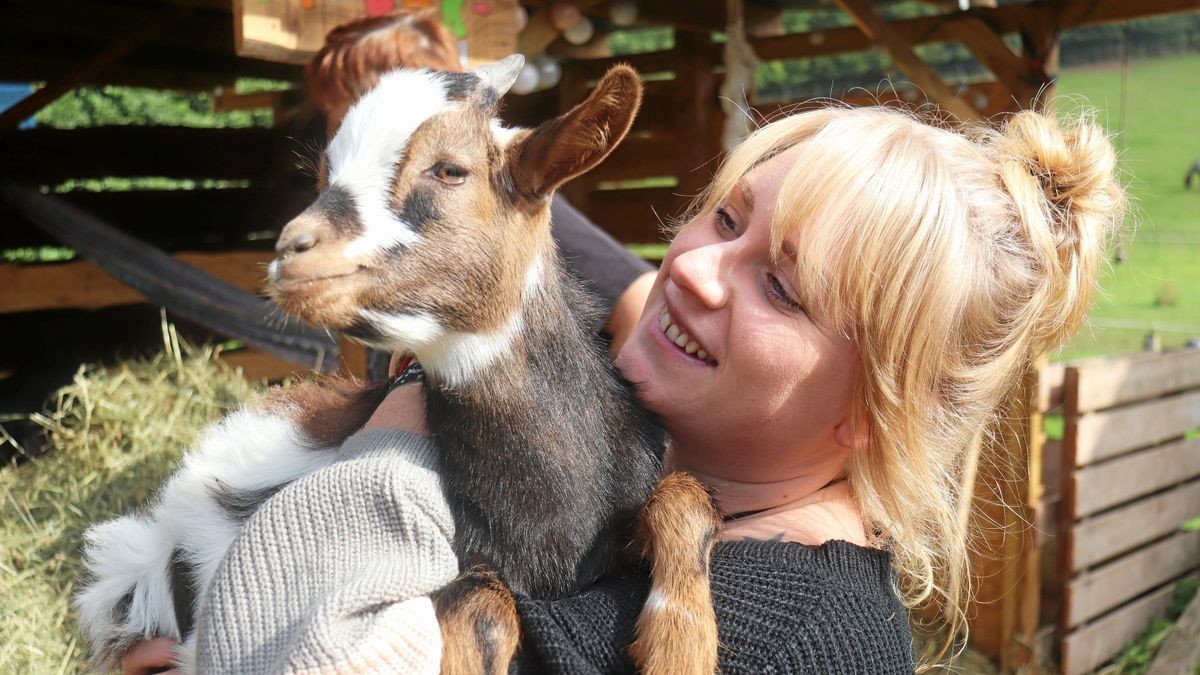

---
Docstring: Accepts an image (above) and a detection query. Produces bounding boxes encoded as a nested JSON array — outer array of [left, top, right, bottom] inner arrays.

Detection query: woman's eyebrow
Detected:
[[737, 180, 755, 213], [780, 240, 797, 262]]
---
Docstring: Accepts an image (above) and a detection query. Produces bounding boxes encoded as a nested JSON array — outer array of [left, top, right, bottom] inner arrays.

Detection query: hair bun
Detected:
[[992, 110, 1126, 352], [999, 110, 1123, 219]]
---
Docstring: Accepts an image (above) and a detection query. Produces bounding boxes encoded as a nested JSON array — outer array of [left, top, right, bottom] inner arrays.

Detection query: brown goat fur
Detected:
[[272, 59, 724, 672], [630, 473, 724, 674]]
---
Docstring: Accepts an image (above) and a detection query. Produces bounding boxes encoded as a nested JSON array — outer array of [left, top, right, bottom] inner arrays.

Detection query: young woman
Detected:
[[122, 103, 1124, 673]]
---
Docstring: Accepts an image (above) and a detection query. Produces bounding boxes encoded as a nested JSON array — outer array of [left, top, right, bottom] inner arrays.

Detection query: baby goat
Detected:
[[78, 57, 720, 673]]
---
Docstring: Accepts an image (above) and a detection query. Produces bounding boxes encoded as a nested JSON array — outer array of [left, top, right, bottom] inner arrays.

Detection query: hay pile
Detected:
[[1, 327, 261, 673]]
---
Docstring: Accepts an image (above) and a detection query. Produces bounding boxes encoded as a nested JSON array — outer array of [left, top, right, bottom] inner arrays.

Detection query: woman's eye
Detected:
[[429, 163, 468, 185], [715, 207, 738, 235], [766, 273, 808, 315]]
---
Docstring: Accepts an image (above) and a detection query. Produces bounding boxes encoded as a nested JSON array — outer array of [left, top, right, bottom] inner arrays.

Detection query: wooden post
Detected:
[[672, 31, 721, 211], [952, 16, 1040, 111], [967, 359, 1044, 670]]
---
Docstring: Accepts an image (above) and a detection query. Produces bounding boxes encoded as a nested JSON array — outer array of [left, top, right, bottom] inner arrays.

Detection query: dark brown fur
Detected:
[[259, 376, 389, 449]]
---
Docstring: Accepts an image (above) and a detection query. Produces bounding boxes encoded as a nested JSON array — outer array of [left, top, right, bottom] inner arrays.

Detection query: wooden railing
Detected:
[[981, 349, 1200, 673], [1054, 349, 1200, 674]]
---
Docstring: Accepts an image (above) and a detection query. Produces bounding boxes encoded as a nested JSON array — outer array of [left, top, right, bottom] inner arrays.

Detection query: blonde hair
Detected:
[[688, 106, 1125, 663]]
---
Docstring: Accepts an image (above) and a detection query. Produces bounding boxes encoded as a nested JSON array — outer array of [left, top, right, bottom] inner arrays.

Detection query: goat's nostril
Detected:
[[278, 231, 318, 256]]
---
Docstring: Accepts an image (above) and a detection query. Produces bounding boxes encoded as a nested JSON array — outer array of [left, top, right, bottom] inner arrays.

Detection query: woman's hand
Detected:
[[363, 353, 428, 435], [121, 637, 178, 675], [361, 380, 428, 435]]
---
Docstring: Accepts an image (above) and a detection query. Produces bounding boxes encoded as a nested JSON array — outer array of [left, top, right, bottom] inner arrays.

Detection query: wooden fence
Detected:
[[979, 349, 1200, 673]]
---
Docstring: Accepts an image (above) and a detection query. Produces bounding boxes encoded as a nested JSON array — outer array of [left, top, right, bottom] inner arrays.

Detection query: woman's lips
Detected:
[[657, 308, 716, 365]]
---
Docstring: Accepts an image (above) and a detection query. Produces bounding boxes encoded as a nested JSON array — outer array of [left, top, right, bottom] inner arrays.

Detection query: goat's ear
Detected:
[[508, 65, 642, 200]]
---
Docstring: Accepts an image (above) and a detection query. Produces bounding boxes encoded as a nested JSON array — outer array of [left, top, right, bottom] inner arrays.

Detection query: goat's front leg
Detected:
[[629, 472, 723, 675], [433, 566, 522, 675]]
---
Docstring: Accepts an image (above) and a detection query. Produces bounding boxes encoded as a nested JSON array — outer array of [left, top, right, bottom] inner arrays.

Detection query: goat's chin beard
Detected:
[[268, 283, 362, 332]]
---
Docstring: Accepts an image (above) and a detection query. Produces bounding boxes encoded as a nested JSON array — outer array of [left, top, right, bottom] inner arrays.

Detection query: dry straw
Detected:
[[1, 323, 261, 673]]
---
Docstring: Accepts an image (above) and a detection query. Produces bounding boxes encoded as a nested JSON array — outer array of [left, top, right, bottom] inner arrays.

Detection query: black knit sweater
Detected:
[[512, 539, 915, 674]]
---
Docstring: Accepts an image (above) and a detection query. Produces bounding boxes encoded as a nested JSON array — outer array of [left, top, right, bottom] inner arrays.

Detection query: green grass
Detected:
[[1054, 53, 1200, 359]]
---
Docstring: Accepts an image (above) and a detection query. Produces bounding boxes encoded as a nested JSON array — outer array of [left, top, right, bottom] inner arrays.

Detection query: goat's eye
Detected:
[[429, 163, 468, 185]]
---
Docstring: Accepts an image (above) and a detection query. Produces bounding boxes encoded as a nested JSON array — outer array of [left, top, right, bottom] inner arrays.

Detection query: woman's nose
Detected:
[[669, 243, 728, 309]]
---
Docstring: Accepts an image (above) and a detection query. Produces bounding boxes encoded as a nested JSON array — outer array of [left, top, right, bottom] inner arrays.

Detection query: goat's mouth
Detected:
[[267, 263, 372, 330], [269, 256, 369, 286]]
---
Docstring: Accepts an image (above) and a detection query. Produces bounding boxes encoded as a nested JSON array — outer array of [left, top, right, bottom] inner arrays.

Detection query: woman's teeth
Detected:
[[659, 310, 713, 363]]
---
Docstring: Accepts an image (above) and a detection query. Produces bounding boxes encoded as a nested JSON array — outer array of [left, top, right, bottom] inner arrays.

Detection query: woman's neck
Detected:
[[664, 446, 848, 515]]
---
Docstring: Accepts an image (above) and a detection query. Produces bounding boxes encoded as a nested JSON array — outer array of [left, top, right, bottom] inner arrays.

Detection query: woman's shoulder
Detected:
[[711, 539, 915, 674], [512, 539, 914, 674]]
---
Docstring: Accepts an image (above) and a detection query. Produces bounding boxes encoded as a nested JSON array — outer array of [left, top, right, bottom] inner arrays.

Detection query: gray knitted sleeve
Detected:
[[193, 429, 458, 674]]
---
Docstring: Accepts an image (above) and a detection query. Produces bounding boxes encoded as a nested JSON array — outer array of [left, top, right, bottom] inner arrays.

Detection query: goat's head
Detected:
[[268, 56, 642, 383]]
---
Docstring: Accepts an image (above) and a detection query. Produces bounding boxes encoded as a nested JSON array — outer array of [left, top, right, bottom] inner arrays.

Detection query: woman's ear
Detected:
[[834, 418, 870, 451]]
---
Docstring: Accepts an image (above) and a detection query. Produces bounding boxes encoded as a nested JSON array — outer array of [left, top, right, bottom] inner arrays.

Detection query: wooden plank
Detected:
[[1075, 437, 1200, 517], [0, 187, 313, 252], [568, 49, 684, 83], [672, 31, 722, 198], [966, 361, 1042, 668], [1042, 439, 1062, 502], [1062, 581, 1177, 675], [1039, 362, 1065, 411], [1065, 529, 1200, 627], [1, 126, 285, 183], [0, 251, 273, 314], [1074, 349, 1200, 413], [0, 0, 237, 59], [1071, 480, 1200, 571], [585, 187, 678, 244], [1072, 389, 1200, 466], [0, 30, 300, 92], [582, 134, 684, 185], [216, 347, 304, 382]]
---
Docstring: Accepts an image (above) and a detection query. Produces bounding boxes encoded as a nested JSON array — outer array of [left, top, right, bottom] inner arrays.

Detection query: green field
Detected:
[[1054, 53, 1200, 359]]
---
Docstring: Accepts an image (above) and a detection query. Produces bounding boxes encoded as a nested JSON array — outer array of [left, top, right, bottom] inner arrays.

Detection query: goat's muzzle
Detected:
[[268, 209, 371, 329]]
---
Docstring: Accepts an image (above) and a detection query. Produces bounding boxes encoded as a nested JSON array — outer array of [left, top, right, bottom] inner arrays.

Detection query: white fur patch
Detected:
[[361, 308, 523, 389], [328, 69, 453, 258], [77, 407, 341, 672], [420, 314, 525, 389], [644, 587, 671, 613], [490, 119, 522, 147], [360, 255, 544, 387], [362, 310, 446, 351]]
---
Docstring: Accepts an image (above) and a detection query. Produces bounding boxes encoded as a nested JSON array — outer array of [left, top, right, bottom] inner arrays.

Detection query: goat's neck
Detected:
[[423, 242, 607, 433]]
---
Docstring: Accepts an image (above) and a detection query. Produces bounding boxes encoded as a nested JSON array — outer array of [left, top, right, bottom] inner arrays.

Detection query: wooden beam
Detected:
[[0, 6, 191, 135], [0, 251, 272, 314], [832, 0, 982, 122], [748, 0, 1197, 64], [754, 80, 1019, 120], [951, 16, 1042, 109], [0, 0, 237, 60]]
